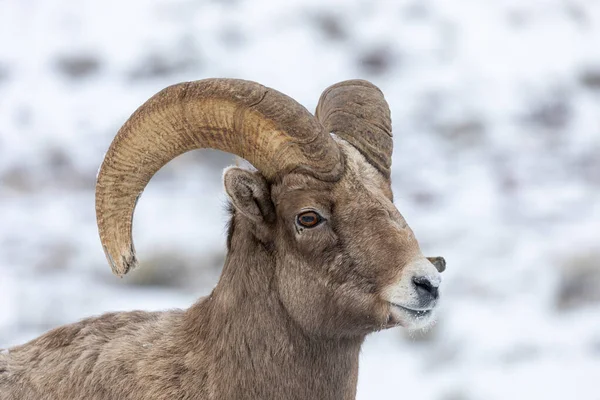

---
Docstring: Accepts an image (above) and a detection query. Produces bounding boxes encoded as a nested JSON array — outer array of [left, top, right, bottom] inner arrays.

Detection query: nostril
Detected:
[[412, 276, 439, 300]]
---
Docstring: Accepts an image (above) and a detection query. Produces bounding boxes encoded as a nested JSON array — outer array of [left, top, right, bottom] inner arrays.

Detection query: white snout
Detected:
[[383, 257, 442, 328]]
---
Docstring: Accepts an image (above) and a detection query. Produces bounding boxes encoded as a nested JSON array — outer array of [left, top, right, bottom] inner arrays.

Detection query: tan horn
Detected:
[[315, 79, 392, 178], [96, 78, 343, 277]]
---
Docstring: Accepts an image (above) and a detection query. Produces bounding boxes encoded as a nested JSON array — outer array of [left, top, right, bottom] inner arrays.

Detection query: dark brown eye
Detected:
[[296, 211, 322, 228]]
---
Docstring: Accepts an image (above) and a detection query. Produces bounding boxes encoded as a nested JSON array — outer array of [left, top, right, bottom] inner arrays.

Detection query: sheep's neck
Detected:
[[183, 225, 363, 400]]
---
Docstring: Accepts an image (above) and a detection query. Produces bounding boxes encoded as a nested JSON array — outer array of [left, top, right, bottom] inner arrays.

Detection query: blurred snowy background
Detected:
[[1, 0, 599, 398]]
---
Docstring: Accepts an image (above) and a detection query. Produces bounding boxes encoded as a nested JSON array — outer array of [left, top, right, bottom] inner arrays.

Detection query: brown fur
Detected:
[[0, 142, 430, 400]]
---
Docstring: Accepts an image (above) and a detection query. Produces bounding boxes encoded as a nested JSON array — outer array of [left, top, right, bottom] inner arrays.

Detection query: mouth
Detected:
[[384, 301, 437, 329], [389, 303, 434, 319]]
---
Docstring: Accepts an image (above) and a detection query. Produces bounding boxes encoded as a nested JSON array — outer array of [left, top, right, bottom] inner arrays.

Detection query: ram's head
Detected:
[[96, 79, 444, 337]]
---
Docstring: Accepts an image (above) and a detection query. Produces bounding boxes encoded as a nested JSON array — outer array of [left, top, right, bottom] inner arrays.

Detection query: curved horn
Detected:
[[96, 78, 343, 277], [315, 79, 392, 178]]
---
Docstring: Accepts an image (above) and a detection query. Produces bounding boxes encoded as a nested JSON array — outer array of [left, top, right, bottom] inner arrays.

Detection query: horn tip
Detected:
[[103, 245, 138, 277], [427, 256, 446, 273]]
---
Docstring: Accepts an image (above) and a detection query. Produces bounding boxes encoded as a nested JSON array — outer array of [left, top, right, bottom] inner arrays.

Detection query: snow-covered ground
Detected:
[[1, 0, 599, 399]]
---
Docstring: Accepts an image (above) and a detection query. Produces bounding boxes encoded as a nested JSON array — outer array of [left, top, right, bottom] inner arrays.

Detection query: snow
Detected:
[[1, 0, 599, 398]]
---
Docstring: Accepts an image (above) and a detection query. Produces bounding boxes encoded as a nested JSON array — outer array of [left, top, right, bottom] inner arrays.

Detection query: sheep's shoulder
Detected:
[[1, 310, 187, 400]]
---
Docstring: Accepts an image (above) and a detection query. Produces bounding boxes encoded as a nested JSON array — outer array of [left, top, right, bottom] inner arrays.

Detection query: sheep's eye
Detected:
[[296, 211, 322, 228]]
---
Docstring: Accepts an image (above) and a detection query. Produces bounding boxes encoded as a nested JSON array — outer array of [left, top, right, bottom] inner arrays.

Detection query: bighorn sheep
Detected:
[[0, 78, 445, 400]]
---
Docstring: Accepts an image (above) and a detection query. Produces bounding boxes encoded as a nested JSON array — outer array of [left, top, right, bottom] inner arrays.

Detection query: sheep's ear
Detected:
[[224, 167, 275, 224]]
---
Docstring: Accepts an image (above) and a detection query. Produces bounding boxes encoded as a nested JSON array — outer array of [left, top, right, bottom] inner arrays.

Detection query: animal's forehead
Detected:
[[333, 139, 393, 201], [336, 139, 389, 189], [272, 139, 392, 203]]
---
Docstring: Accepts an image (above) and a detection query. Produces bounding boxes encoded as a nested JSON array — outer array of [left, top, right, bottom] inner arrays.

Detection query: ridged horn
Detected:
[[96, 78, 343, 277], [315, 79, 392, 178]]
